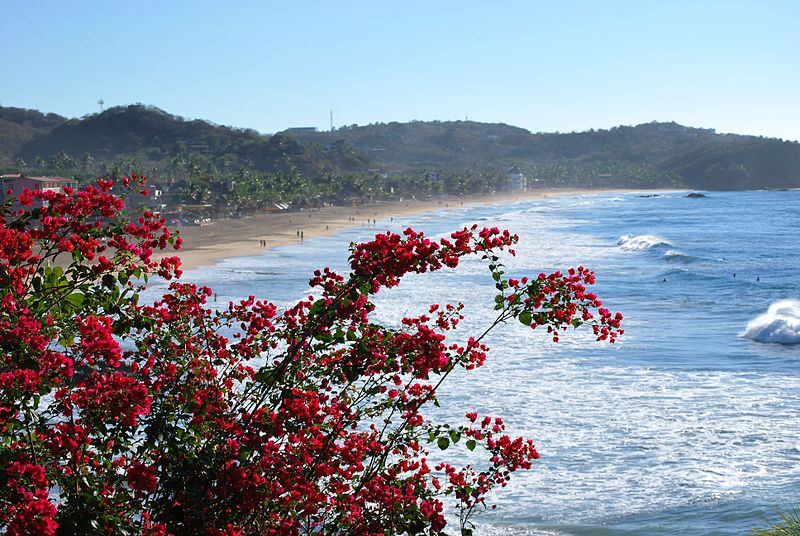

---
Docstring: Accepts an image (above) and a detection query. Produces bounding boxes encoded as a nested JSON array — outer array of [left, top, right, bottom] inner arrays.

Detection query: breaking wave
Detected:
[[618, 234, 671, 251], [664, 250, 696, 262], [741, 300, 800, 344]]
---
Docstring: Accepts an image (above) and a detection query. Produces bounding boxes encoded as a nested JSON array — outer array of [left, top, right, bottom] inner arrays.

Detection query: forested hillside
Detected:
[[286, 120, 800, 189], [2, 104, 799, 198], [7, 105, 368, 178], [0, 107, 66, 161]]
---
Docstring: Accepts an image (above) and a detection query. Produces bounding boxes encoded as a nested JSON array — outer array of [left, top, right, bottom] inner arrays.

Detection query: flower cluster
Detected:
[[502, 266, 624, 343], [1, 461, 58, 535], [0, 177, 621, 535], [350, 225, 516, 292]]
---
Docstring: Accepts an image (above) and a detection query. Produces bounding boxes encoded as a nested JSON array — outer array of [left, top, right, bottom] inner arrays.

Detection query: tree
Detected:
[[51, 151, 77, 175], [0, 177, 622, 535], [80, 153, 95, 177]]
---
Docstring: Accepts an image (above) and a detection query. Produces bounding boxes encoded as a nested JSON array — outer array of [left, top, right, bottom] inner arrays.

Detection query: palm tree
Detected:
[[752, 509, 800, 535], [80, 153, 95, 176]]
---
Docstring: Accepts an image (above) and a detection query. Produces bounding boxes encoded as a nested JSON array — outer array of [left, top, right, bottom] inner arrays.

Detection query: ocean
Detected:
[[158, 190, 800, 535]]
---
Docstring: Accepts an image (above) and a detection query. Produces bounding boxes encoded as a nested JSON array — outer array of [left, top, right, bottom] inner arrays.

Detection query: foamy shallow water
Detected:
[[166, 190, 800, 535]]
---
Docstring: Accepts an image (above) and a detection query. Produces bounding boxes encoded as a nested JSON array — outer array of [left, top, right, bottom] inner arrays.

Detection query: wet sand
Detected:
[[162, 188, 641, 271]]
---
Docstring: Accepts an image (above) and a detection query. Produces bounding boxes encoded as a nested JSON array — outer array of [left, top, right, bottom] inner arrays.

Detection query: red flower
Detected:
[[127, 460, 158, 493]]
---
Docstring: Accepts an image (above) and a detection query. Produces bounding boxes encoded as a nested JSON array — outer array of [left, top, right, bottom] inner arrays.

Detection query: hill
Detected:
[[0, 107, 66, 161], [1, 104, 799, 193], [10, 104, 368, 177], [283, 121, 534, 170], [282, 120, 800, 190]]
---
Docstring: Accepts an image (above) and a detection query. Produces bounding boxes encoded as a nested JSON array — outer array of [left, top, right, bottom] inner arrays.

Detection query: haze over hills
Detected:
[[0, 107, 66, 161], [2, 104, 800, 192], [285, 120, 800, 190]]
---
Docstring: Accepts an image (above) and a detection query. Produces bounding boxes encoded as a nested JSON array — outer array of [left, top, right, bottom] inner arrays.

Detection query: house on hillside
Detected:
[[506, 166, 527, 191], [284, 127, 318, 134], [1, 174, 78, 208], [121, 183, 165, 213]]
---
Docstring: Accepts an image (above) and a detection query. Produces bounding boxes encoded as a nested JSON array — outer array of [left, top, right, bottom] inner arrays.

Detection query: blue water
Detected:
[[158, 190, 800, 535]]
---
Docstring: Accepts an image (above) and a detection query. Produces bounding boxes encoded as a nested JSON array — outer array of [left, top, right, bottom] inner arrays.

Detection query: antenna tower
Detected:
[[330, 109, 334, 132], [97, 96, 105, 112]]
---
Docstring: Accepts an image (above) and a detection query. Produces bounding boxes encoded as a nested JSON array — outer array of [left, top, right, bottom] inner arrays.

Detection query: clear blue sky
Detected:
[[2, 0, 798, 140]]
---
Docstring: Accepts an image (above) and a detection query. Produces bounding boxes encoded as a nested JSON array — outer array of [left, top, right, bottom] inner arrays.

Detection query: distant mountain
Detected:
[[1, 104, 799, 191], [0, 107, 66, 160], [283, 121, 534, 170], [282, 120, 800, 190], [7, 104, 367, 176], [19, 105, 253, 161]]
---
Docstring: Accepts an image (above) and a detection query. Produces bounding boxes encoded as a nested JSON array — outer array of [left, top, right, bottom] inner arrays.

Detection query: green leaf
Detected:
[[519, 311, 532, 325], [309, 299, 326, 317], [112, 319, 131, 336], [65, 292, 84, 309], [45, 267, 58, 287], [449, 430, 461, 444], [466, 439, 477, 451], [437, 437, 450, 450]]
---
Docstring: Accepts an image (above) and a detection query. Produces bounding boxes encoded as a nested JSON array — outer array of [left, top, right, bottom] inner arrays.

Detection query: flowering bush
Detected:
[[0, 177, 622, 535]]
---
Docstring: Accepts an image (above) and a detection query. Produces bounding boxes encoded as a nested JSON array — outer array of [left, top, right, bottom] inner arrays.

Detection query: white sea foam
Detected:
[[741, 300, 800, 344], [617, 234, 671, 251], [664, 249, 695, 262], [152, 191, 800, 533]]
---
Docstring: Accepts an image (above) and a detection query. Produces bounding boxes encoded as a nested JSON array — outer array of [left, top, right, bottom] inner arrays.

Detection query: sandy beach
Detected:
[[162, 188, 644, 271]]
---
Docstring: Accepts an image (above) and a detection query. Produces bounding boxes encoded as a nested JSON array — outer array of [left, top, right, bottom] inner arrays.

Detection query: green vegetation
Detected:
[[290, 120, 800, 189], [0, 107, 65, 163], [2, 104, 799, 213], [753, 510, 800, 536]]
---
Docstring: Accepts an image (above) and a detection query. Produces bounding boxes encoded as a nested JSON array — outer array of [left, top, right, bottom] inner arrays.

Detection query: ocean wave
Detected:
[[664, 250, 696, 262], [741, 300, 800, 344], [220, 268, 284, 276], [618, 234, 671, 251]]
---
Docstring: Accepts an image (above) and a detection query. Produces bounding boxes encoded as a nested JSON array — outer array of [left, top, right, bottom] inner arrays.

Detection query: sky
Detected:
[[2, 0, 799, 141]]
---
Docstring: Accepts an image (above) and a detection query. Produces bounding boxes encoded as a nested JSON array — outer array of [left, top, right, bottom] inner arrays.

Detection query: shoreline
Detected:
[[160, 188, 664, 271]]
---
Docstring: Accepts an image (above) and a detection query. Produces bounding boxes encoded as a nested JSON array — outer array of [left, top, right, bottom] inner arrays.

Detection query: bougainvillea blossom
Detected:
[[0, 177, 621, 535]]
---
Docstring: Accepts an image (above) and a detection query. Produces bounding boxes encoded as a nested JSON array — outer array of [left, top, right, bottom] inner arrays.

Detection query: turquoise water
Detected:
[[158, 190, 800, 535]]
